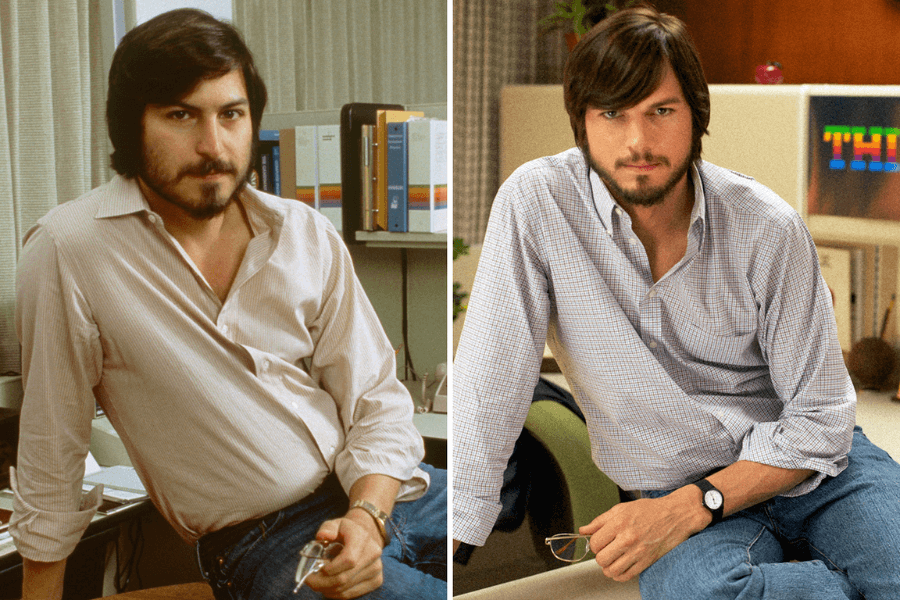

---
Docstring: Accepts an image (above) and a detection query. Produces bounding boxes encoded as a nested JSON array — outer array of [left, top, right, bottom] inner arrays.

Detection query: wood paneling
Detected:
[[675, 0, 900, 85]]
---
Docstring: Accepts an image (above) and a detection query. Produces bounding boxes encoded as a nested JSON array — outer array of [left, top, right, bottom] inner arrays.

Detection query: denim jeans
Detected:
[[639, 427, 900, 599], [196, 464, 447, 599]]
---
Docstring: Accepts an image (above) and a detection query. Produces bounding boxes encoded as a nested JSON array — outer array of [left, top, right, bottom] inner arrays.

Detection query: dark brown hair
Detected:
[[563, 6, 710, 162], [106, 8, 267, 178]]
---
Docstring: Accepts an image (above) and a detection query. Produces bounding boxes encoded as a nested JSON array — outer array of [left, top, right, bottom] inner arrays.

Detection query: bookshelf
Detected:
[[259, 104, 449, 397]]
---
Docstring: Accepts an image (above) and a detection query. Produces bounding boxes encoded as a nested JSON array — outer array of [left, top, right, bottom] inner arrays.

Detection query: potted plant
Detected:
[[539, 0, 638, 50]]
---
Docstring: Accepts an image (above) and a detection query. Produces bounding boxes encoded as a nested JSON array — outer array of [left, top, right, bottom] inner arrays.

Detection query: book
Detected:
[[317, 125, 342, 231], [407, 118, 448, 233], [375, 110, 424, 230], [361, 124, 376, 231], [386, 122, 409, 232], [257, 130, 280, 194], [339, 103, 404, 241], [279, 127, 296, 201], [294, 125, 318, 208]]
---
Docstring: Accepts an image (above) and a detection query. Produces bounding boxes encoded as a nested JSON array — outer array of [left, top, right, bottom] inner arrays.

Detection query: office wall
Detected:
[[679, 0, 900, 85]]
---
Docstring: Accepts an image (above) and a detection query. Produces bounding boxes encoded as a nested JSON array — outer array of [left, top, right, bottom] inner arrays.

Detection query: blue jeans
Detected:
[[639, 427, 900, 599], [196, 464, 447, 599]]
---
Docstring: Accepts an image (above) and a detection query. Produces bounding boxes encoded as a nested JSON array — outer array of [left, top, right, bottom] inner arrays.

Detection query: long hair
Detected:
[[106, 9, 267, 178], [563, 6, 709, 162]]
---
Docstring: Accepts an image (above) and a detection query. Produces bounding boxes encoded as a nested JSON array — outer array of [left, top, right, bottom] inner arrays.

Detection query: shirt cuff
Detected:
[[9, 467, 103, 562], [738, 421, 851, 497], [452, 491, 504, 547]]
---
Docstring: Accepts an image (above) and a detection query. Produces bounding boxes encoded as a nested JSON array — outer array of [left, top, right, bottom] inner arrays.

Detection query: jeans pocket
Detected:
[[207, 512, 285, 597]]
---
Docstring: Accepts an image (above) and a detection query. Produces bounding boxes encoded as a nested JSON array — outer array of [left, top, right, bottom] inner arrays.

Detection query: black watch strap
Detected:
[[692, 478, 724, 525]]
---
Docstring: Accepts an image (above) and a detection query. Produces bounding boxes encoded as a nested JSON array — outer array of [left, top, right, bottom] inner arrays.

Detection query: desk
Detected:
[[0, 496, 151, 600]]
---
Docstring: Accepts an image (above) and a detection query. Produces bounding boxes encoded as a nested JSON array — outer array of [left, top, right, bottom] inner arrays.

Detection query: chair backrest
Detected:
[[523, 400, 619, 531]]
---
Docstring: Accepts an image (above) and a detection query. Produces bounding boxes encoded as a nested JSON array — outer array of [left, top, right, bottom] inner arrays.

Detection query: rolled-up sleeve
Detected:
[[741, 213, 855, 495], [13, 223, 104, 561]]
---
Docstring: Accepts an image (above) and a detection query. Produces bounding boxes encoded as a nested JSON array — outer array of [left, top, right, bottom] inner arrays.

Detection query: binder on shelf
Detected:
[[317, 124, 342, 232], [375, 110, 424, 231], [256, 130, 280, 195], [386, 122, 409, 232], [361, 124, 376, 231], [295, 125, 318, 208], [340, 103, 404, 243], [279, 127, 296, 201], [407, 118, 448, 233]]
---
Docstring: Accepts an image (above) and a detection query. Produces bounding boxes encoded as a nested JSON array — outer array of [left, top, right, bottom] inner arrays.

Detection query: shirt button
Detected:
[[649, 340, 658, 349], [648, 289, 657, 298], [220, 324, 229, 334], [615, 208, 623, 216], [291, 402, 299, 410], [262, 359, 271, 371], [629, 238, 637, 244]]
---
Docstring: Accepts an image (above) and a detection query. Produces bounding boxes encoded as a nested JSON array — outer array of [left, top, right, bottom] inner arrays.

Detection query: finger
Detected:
[[315, 518, 342, 544], [602, 552, 642, 583], [588, 524, 619, 555], [309, 558, 383, 598]]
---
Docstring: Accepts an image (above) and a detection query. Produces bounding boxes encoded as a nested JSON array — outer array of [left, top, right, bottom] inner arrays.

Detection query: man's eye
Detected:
[[655, 107, 673, 116], [168, 110, 190, 120], [602, 110, 619, 119], [222, 109, 244, 120]]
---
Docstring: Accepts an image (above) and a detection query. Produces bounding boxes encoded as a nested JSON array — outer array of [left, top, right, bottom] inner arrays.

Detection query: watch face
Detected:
[[705, 490, 724, 510]]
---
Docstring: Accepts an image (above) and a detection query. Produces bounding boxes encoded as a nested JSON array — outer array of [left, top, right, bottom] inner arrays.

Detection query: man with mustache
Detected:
[[12, 9, 446, 600], [453, 6, 899, 599]]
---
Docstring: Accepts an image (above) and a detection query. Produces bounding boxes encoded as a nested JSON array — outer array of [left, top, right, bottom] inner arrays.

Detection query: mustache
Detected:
[[615, 152, 670, 168], [178, 159, 237, 178]]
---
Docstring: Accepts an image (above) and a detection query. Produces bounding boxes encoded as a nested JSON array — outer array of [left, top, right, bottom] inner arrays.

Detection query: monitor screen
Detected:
[[807, 95, 900, 222]]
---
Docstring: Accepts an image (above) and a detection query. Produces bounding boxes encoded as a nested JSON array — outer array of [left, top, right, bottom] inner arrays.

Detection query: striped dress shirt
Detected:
[[453, 148, 854, 546], [12, 175, 426, 562]]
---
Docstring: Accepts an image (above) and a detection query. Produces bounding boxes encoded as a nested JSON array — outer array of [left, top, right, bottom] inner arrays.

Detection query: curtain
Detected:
[[452, 0, 568, 245], [233, 0, 448, 114], [0, 0, 109, 374]]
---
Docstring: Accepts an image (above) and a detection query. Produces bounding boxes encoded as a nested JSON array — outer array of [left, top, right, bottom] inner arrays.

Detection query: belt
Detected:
[[201, 513, 270, 555]]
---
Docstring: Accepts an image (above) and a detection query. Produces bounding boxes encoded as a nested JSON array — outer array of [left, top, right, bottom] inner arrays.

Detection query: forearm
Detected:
[[344, 474, 401, 543], [22, 558, 67, 600], [705, 459, 814, 518]]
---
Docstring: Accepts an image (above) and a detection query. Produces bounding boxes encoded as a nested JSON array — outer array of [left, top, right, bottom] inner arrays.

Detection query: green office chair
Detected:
[[523, 400, 621, 567]]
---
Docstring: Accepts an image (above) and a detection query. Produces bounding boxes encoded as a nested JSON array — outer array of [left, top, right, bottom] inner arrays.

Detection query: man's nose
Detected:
[[196, 118, 224, 158], [625, 118, 651, 156]]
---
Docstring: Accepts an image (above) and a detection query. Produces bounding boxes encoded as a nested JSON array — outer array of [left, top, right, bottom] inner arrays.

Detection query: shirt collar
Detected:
[[94, 174, 285, 237], [589, 160, 707, 232]]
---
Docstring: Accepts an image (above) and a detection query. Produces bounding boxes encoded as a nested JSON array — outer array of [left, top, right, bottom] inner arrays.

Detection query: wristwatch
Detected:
[[351, 500, 390, 546], [692, 479, 724, 525]]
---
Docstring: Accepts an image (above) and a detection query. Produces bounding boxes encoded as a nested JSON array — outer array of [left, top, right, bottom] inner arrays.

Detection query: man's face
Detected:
[[139, 69, 253, 220], [583, 65, 694, 207]]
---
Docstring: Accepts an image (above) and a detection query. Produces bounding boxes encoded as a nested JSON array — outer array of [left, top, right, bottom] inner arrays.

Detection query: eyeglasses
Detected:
[[544, 533, 593, 562], [293, 539, 344, 593]]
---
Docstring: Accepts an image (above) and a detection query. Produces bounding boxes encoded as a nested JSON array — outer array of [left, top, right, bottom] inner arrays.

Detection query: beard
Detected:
[[585, 145, 692, 208], [139, 149, 251, 220]]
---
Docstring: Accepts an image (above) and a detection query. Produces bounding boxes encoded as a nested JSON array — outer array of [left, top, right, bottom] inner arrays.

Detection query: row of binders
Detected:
[[250, 111, 447, 235]]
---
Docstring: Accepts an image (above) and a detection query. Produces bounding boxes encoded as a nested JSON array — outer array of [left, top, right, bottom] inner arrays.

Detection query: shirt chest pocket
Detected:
[[664, 293, 762, 367]]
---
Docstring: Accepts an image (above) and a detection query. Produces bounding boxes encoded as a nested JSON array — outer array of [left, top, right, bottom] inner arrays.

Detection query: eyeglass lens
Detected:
[[547, 535, 591, 562]]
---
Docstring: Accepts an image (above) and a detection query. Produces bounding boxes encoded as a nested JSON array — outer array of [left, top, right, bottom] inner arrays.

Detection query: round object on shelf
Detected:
[[847, 337, 896, 390]]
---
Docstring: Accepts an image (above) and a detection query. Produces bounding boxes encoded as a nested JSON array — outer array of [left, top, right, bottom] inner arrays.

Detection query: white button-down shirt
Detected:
[[13, 175, 426, 561]]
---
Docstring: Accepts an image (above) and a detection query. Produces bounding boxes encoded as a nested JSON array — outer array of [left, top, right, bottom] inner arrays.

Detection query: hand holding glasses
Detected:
[[545, 533, 593, 562], [293, 539, 344, 593]]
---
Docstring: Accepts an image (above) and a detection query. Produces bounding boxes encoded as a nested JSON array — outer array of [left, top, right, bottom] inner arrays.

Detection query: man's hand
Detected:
[[305, 511, 385, 599], [579, 486, 709, 582]]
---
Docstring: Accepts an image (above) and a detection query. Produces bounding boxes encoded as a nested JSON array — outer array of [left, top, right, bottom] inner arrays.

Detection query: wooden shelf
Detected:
[[354, 231, 447, 249]]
